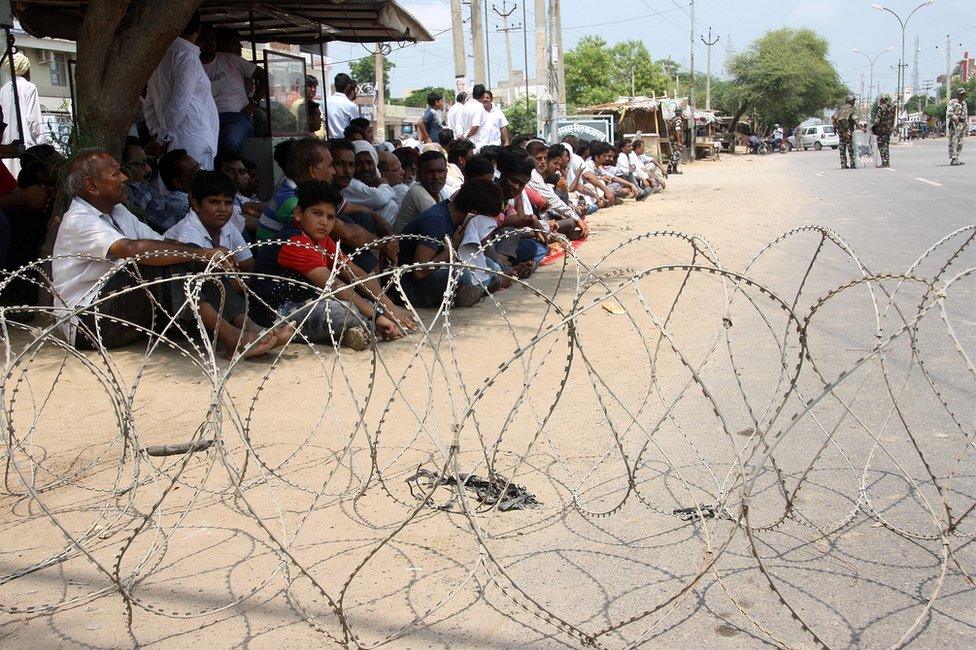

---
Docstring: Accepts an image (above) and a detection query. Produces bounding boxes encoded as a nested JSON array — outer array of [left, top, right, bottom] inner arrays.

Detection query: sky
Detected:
[[326, 0, 975, 100]]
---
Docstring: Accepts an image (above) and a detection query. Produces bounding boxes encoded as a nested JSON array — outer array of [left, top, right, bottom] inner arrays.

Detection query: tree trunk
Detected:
[[18, 0, 202, 156], [728, 102, 749, 153]]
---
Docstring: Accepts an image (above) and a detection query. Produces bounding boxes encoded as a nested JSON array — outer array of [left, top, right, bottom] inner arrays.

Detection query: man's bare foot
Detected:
[[270, 322, 297, 348], [228, 330, 277, 359], [339, 327, 369, 351]]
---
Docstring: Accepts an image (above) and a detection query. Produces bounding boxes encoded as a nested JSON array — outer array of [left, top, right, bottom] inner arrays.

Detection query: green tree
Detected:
[[504, 97, 538, 137], [398, 86, 454, 108], [725, 28, 847, 133], [349, 55, 396, 98], [565, 37, 669, 108]]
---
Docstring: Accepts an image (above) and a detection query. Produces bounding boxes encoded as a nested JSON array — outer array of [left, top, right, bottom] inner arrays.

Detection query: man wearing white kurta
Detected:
[[326, 73, 361, 138], [0, 53, 44, 177], [144, 15, 219, 170]]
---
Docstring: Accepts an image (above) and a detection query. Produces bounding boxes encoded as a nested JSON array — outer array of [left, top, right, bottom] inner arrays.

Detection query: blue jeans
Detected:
[[399, 268, 481, 308], [280, 298, 367, 344], [218, 112, 254, 154]]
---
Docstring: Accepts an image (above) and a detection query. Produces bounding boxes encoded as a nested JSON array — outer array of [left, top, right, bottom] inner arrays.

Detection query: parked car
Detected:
[[798, 125, 840, 150]]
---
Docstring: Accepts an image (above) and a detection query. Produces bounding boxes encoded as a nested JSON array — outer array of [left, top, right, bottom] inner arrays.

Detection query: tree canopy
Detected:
[[564, 37, 668, 108], [725, 28, 847, 130], [394, 86, 454, 108], [504, 98, 538, 137], [349, 55, 396, 98]]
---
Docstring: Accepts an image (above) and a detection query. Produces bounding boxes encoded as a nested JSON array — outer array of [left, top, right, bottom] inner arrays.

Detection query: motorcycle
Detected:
[[757, 136, 789, 155]]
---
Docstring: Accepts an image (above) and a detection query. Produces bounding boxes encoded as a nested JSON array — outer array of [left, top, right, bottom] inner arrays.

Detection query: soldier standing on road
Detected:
[[947, 88, 968, 166], [872, 95, 896, 168], [668, 115, 684, 175], [832, 95, 858, 169]]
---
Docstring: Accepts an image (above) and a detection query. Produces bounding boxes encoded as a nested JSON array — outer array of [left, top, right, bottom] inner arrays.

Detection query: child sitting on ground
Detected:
[[163, 171, 292, 358], [251, 181, 416, 350]]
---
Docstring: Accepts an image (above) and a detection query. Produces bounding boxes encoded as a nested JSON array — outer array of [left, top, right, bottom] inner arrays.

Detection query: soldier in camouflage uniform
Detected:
[[872, 95, 896, 167], [947, 87, 968, 166], [832, 95, 858, 169], [668, 115, 684, 174]]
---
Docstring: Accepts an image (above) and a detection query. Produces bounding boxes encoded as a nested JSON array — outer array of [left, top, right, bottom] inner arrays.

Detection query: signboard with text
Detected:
[[555, 115, 615, 142]]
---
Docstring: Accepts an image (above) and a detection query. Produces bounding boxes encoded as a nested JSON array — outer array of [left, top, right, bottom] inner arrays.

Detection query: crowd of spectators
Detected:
[[0, 12, 674, 358]]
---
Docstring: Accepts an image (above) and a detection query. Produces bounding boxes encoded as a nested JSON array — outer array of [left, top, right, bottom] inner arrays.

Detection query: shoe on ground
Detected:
[[635, 188, 651, 201], [339, 327, 369, 351], [453, 283, 486, 308]]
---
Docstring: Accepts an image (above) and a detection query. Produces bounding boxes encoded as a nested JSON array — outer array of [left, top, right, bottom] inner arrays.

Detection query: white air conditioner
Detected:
[[36, 50, 53, 64]]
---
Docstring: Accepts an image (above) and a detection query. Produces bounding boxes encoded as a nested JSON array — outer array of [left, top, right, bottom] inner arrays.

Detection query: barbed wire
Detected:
[[0, 225, 973, 647]]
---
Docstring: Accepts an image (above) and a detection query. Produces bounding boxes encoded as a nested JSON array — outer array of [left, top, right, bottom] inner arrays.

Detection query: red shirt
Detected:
[[277, 231, 348, 276], [0, 163, 18, 195]]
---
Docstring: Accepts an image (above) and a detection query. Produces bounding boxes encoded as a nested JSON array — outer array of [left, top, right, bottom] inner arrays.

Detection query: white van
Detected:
[[799, 125, 840, 150]]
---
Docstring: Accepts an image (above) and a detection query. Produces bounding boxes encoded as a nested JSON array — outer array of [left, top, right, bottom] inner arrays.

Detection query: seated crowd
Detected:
[[1, 14, 673, 359]]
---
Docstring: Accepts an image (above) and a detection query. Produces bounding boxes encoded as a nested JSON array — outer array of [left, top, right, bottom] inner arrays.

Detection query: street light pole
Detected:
[[871, 1, 935, 139], [852, 46, 893, 115]]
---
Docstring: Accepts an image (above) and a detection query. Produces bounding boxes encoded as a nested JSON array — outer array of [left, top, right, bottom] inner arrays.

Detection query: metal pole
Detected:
[[319, 41, 329, 136], [484, 0, 492, 88], [471, 0, 486, 84], [450, 0, 467, 90], [3, 28, 24, 145]]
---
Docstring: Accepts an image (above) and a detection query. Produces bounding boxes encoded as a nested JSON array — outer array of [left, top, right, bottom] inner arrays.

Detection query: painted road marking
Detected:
[[915, 177, 943, 187]]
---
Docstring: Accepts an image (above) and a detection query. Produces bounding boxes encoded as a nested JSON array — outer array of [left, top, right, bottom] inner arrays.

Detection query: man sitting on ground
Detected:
[[215, 151, 264, 233], [398, 179, 505, 309], [52, 149, 286, 357], [154, 148, 201, 232], [525, 140, 588, 240], [340, 141, 400, 227], [394, 150, 450, 233], [378, 151, 410, 203]]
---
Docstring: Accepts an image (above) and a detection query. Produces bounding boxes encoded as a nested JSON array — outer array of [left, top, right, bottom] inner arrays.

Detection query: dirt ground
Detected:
[[2, 150, 973, 648]]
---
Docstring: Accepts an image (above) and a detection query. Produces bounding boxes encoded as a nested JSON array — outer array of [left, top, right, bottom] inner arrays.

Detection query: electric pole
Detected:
[[374, 48, 386, 141], [471, 0, 486, 84], [944, 34, 951, 101], [551, 0, 566, 119], [493, 2, 519, 106], [450, 0, 467, 92], [688, 0, 696, 162], [911, 34, 920, 96], [535, 0, 548, 137], [701, 28, 719, 111]]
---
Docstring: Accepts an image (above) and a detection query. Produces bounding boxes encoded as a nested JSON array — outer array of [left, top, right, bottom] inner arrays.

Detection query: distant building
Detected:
[[494, 70, 545, 108]]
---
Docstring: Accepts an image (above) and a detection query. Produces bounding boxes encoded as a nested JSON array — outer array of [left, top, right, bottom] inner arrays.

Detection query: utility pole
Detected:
[[860, 74, 866, 116], [911, 35, 920, 96], [534, 0, 548, 137], [450, 0, 467, 92], [701, 28, 719, 111], [944, 34, 951, 101], [374, 49, 386, 141], [493, 2, 519, 106], [471, 0, 486, 84], [687, 0, 696, 162], [551, 0, 566, 119]]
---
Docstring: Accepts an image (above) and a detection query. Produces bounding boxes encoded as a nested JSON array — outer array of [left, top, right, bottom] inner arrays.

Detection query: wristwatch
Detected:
[[374, 304, 387, 319]]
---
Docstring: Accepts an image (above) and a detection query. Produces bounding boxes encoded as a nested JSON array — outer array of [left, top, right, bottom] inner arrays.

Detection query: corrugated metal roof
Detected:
[[13, 0, 433, 44]]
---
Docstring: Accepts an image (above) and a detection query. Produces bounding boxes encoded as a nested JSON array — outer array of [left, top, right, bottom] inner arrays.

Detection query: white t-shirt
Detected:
[[326, 92, 361, 138], [202, 53, 257, 113], [53, 197, 164, 342], [458, 215, 499, 283], [163, 210, 253, 263], [446, 100, 466, 135], [460, 99, 487, 140], [478, 105, 510, 148]]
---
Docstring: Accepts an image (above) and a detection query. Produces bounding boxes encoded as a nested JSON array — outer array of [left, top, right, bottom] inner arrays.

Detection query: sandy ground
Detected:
[[2, 148, 973, 648]]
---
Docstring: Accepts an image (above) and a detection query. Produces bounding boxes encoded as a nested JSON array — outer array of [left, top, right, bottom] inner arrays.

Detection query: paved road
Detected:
[[775, 137, 973, 271]]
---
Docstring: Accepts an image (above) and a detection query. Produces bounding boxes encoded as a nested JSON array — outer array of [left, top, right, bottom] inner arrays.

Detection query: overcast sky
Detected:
[[327, 0, 974, 99]]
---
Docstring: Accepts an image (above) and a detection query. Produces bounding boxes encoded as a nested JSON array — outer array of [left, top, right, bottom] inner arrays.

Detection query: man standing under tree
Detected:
[[947, 88, 968, 166], [872, 95, 896, 168], [833, 95, 858, 169]]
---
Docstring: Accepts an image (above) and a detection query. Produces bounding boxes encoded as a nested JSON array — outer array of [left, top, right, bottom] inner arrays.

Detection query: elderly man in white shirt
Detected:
[[326, 73, 361, 138], [52, 148, 279, 358], [446, 92, 468, 137], [340, 141, 400, 227], [144, 13, 219, 170]]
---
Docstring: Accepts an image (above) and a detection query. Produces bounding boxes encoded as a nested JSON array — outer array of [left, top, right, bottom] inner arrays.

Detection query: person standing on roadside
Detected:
[[872, 95, 896, 168], [947, 88, 968, 166], [417, 92, 444, 144], [832, 95, 858, 169]]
